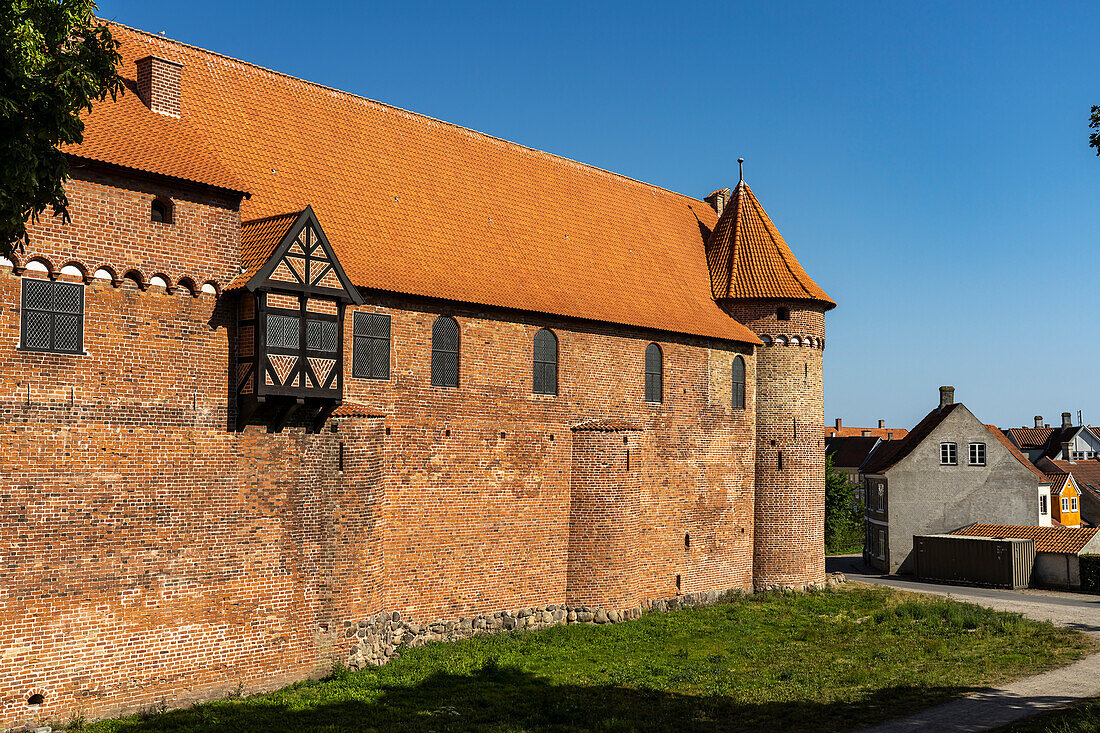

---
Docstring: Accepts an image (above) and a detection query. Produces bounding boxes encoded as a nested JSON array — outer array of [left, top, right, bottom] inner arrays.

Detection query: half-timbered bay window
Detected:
[[232, 206, 364, 430]]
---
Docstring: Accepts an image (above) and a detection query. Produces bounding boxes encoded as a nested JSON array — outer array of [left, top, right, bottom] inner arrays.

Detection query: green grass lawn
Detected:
[[70, 586, 1093, 733], [995, 698, 1100, 732]]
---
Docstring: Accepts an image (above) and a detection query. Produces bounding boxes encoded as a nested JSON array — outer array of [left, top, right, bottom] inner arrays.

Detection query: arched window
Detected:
[[732, 355, 746, 410], [431, 315, 460, 387], [644, 343, 663, 403], [533, 328, 558, 395], [151, 197, 173, 224]]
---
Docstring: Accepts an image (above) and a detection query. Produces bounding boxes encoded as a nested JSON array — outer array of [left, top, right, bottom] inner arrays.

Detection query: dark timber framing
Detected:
[[235, 206, 363, 431]]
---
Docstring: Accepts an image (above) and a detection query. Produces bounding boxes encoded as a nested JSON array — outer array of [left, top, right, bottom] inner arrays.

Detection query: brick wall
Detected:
[[0, 170, 761, 727], [722, 301, 827, 589]]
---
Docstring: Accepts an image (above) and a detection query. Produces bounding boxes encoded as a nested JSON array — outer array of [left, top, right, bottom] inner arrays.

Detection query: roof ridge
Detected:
[[102, 19, 714, 208]]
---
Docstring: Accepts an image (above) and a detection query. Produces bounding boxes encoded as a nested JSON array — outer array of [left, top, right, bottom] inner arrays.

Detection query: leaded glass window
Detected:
[[353, 312, 390, 379], [431, 315, 459, 388], [732, 355, 746, 410], [21, 279, 84, 354], [644, 343, 662, 403], [533, 328, 558, 395]]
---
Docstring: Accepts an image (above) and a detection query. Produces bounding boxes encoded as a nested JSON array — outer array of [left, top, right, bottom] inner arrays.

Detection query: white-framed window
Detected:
[[1062, 497, 1071, 513], [1072, 497, 1079, 512], [877, 529, 886, 559], [1040, 495, 1048, 515], [940, 442, 957, 465], [969, 442, 986, 466]]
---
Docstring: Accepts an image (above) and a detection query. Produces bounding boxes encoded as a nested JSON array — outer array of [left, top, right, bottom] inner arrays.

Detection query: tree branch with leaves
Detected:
[[0, 0, 121, 253]]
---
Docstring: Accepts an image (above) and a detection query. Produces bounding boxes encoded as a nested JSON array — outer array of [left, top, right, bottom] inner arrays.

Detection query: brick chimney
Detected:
[[878, 419, 885, 429], [705, 188, 731, 215], [1035, 415, 1043, 429], [835, 418, 842, 429], [1063, 412, 1073, 429], [939, 386, 954, 408], [136, 56, 183, 117], [1062, 442, 1072, 461]]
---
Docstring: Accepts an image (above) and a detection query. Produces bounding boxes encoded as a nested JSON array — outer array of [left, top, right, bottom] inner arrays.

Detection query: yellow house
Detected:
[[1047, 473, 1081, 528]]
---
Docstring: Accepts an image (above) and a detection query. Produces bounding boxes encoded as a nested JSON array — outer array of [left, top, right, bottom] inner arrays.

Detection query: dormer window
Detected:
[[151, 197, 173, 224]]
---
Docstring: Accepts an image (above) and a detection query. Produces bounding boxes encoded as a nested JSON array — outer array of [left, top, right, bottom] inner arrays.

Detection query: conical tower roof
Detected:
[[705, 181, 835, 309]]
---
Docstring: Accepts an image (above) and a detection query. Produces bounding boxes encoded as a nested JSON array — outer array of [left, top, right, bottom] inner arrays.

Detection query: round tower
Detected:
[[704, 171, 835, 590]]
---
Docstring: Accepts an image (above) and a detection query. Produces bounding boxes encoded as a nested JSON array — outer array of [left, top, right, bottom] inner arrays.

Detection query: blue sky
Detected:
[[98, 0, 1100, 430]]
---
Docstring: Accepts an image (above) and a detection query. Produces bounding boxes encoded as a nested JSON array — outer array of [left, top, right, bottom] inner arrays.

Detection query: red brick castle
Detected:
[[0, 24, 835, 726]]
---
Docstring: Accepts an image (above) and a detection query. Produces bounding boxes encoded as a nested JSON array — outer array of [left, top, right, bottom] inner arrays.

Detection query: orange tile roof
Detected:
[[70, 23, 771, 345], [64, 81, 246, 194], [824, 426, 909, 440], [1044, 473, 1071, 497], [1006, 427, 1054, 450], [705, 182, 835, 308], [227, 210, 303, 290], [952, 524, 1099, 554], [985, 424, 1049, 480], [1042, 458, 1100, 499]]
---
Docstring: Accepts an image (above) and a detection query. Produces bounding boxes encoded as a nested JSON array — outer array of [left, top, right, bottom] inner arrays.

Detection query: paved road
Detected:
[[828, 555, 1100, 731]]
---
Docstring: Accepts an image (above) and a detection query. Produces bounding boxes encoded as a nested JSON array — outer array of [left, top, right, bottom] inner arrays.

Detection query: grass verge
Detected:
[[68, 585, 1093, 732], [994, 697, 1100, 732]]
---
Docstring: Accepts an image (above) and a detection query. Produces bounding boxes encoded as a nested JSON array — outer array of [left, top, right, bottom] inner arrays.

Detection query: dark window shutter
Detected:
[[732, 355, 746, 409], [644, 343, 662, 403], [533, 328, 558, 395], [431, 315, 459, 387], [21, 279, 84, 354], [353, 312, 391, 380]]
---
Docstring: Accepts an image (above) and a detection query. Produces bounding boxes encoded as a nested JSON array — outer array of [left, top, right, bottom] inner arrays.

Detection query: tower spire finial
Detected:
[[738, 158, 744, 184]]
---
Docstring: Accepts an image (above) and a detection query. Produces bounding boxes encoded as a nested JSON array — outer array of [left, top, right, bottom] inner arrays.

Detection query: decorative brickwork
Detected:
[[0, 168, 769, 728], [723, 301, 827, 590]]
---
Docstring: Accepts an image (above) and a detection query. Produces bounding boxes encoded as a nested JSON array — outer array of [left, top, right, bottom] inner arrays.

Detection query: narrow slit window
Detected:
[[532, 328, 558, 395], [645, 343, 663, 403], [732, 355, 746, 410], [353, 312, 391, 379], [430, 315, 460, 388]]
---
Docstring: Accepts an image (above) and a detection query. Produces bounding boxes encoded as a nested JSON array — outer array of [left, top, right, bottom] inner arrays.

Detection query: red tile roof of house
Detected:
[[824, 426, 909, 440], [67, 22, 775, 345], [1044, 473, 1071, 497], [705, 182, 835, 308], [1041, 458, 1100, 500], [1006, 427, 1054, 450], [985, 424, 1050, 480], [952, 524, 1099, 554]]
